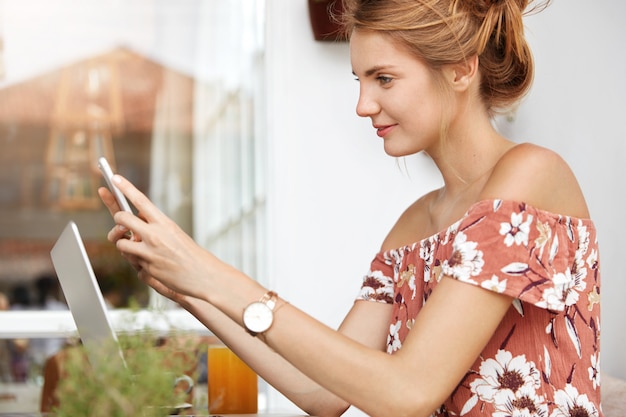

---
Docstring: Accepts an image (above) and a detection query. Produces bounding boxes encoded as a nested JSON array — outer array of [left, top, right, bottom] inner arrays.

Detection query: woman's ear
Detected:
[[446, 55, 479, 92]]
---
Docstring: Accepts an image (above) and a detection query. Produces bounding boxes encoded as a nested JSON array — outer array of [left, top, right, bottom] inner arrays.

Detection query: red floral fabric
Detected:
[[357, 199, 602, 417]]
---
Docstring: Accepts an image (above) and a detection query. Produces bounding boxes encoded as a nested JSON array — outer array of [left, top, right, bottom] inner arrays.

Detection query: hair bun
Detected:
[[466, 0, 532, 15], [342, 0, 551, 115]]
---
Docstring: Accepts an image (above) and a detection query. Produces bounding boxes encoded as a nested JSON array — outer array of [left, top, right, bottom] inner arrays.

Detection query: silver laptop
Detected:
[[50, 221, 194, 410], [50, 220, 126, 371]]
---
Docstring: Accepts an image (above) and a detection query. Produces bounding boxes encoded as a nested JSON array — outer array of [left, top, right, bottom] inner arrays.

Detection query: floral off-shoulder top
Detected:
[[357, 199, 602, 417]]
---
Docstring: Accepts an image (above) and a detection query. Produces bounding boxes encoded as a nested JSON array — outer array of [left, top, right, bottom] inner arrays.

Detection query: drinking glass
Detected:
[[207, 344, 258, 414]]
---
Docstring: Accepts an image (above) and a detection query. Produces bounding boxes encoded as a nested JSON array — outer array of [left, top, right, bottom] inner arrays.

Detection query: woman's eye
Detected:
[[377, 76, 392, 85]]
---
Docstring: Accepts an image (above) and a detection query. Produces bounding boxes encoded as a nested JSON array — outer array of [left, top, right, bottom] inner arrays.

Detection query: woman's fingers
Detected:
[[124, 254, 143, 273], [111, 175, 163, 223], [103, 174, 168, 242], [98, 186, 122, 217], [106, 223, 129, 242], [139, 273, 184, 304], [100, 174, 214, 300], [99, 175, 194, 302]]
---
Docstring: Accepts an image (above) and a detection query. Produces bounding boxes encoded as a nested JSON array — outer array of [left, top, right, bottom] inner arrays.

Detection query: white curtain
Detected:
[[149, 0, 266, 308]]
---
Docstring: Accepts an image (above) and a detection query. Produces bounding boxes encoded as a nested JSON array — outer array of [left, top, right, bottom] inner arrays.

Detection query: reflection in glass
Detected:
[[0, 2, 266, 410]]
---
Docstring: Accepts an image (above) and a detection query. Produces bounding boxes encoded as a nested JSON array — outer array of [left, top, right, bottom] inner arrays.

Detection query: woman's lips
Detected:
[[375, 124, 396, 138]]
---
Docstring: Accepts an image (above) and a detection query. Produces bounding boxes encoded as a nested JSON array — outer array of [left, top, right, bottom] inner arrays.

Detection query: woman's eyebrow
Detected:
[[353, 65, 394, 78]]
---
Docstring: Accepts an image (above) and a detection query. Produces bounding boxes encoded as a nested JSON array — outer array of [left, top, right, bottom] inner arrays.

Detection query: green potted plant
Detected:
[[44, 325, 202, 416]]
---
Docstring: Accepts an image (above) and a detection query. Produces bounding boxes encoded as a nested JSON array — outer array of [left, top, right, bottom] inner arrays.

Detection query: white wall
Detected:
[[501, 0, 626, 383], [264, 0, 625, 414]]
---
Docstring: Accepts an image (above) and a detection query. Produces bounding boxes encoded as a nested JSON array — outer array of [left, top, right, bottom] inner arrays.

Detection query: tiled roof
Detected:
[[0, 46, 194, 134]]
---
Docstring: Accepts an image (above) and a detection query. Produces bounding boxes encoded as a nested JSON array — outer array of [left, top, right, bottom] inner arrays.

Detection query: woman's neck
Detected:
[[429, 112, 514, 191], [426, 128, 516, 223]]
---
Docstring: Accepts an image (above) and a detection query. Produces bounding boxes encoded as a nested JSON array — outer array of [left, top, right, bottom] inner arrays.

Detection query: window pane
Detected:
[[0, 1, 266, 412]]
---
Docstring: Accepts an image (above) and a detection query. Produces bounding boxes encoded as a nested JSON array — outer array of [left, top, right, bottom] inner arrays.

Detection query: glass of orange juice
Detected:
[[207, 344, 258, 414]]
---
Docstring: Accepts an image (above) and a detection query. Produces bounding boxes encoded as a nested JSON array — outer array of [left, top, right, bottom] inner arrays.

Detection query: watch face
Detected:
[[243, 301, 274, 333]]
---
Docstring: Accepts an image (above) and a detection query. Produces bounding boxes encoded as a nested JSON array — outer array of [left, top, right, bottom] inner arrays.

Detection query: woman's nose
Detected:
[[355, 90, 380, 118]]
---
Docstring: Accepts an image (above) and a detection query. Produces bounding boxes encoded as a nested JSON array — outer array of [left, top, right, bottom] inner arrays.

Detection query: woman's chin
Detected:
[[382, 144, 417, 158]]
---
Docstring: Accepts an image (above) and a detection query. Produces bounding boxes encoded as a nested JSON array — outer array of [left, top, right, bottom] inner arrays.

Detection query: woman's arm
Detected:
[[100, 176, 513, 417], [184, 296, 350, 416], [115, 252, 394, 416], [181, 296, 392, 416], [98, 182, 392, 417], [257, 278, 512, 417]]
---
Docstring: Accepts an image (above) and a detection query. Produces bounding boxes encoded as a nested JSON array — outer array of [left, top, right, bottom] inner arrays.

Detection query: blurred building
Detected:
[[0, 46, 194, 290]]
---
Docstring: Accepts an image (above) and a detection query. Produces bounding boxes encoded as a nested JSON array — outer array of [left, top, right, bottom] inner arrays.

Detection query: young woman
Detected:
[[99, 0, 603, 416]]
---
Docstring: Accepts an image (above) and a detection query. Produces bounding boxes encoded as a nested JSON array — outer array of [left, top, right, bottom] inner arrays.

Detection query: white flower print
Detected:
[[536, 268, 587, 311], [588, 353, 600, 390], [423, 266, 432, 284], [420, 237, 435, 265], [586, 248, 598, 270], [572, 223, 590, 291], [550, 384, 599, 417], [492, 384, 548, 417], [359, 269, 394, 302], [420, 237, 436, 283], [387, 249, 404, 282], [463, 350, 541, 415], [408, 274, 417, 299], [442, 232, 484, 282], [561, 268, 587, 307], [481, 275, 508, 293], [543, 346, 552, 380], [364, 201, 602, 417], [537, 286, 566, 311], [387, 320, 401, 353], [500, 212, 534, 247], [548, 232, 560, 265], [569, 266, 588, 302], [576, 222, 590, 258]]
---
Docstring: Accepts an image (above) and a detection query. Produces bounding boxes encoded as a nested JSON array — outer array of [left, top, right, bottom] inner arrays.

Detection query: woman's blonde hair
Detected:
[[341, 0, 550, 115]]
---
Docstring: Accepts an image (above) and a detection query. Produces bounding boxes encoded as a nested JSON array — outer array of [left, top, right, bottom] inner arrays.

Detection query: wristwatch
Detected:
[[243, 291, 277, 336]]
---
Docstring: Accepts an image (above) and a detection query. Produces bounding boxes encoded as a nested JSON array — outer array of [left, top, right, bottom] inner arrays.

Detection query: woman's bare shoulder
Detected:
[[379, 190, 440, 252], [481, 142, 590, 218]]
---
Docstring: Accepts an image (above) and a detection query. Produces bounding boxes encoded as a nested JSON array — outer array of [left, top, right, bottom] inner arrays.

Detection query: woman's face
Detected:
[[350, 29, 446, 157]]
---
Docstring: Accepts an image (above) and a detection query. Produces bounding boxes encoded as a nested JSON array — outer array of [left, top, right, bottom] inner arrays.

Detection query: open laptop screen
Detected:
[[50, 221, 126, 370]]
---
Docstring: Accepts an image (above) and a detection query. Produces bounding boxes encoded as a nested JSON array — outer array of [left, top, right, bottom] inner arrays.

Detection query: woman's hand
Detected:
[[98, 184, 143, 272], [97, 175, 235, 302], [141, 273, 194, 309]]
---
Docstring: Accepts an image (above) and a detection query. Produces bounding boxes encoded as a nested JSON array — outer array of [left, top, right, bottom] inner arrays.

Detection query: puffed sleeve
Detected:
[[356, 251, 395, 304], [441, 199, 597, 312]]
